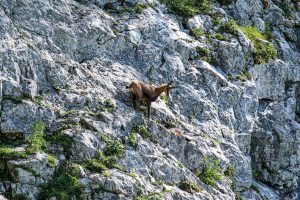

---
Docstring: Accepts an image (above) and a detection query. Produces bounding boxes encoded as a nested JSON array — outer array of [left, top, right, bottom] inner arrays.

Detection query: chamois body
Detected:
[[127, 80, 176, 119]]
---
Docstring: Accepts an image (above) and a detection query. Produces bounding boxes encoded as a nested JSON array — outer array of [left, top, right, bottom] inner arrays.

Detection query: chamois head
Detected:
[[164, 81, 178, 100]]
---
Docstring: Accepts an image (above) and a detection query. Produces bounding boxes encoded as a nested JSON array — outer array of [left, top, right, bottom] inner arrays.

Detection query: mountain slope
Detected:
[[0, 0, 300, 199]]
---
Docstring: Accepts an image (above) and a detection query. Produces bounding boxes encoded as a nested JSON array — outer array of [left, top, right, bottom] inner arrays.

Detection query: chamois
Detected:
[[126, 80, 177, 119]]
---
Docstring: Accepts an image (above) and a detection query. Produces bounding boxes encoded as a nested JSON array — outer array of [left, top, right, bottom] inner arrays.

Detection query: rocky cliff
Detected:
[[1, 0, 300, 199]]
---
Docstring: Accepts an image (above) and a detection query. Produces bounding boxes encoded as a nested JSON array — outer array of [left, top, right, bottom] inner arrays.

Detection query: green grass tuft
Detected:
[[83, 151, 121, 174], [127, 132, 139, 148], [239, 26, 277, 64], [104, 99, 115, 113], [40, 171, 83, 200], [251, 184, 260, 194], [161, 0, 211, 17], [103, 139, 124, 157], [224, 163, 234, 177], [26, 121, 46, 154], [191, 28, 204, 38], [47, 155, 58, 168], [178, 181, 201, 193], [83, 158, 107, 173], [217, 0, 235, 5], [220, 20, 239, 34], [0, 147, 27, 160], [196, 157, 222, 187], [135, 3, 148, 13], [131, 125, 159, 144]]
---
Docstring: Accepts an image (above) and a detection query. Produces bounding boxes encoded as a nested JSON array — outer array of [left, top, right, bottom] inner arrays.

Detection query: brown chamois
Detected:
[[126, 80, 177, 119]]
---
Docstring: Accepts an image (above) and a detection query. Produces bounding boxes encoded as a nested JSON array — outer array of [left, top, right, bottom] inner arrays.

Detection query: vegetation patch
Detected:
[[83, 138, 125, 174], [160, 94, 168, 107], [46, 131, 73, 159], [224, 163, 234, 177], [251, 184, 260, 194], [83, 151, 120, 173], [131, 125, 159, 144], [252, 169, 263, 181], [161, 0, 211, 17], [127, 132, 139, 148], [40, 165, 83, 200], [26, 121, 46, 154], [220, 20, 239, 34], [196, 157, 222, 187], [242, 70, 251, 79], [191, 28, 204, 38], [135, 3, 148, 13], [0, 147, 27, 160], [178, 181, 201, 193], [235, 74, 246, 82], [209, 33, 226, 41], [103, 139, 124, 157], [104, 99, 115, 113], [75, 0, 88, 4], [195, 46, 209, 57], [239, 26, 277, 64], [83, 157, 107, 174], [47, 155, 58, 168], [217, 0, 235, 5]]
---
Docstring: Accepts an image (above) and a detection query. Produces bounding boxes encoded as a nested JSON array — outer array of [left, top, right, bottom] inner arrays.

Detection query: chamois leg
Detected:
[[147, 101, 152, 120], [132, 95, 137, 110]]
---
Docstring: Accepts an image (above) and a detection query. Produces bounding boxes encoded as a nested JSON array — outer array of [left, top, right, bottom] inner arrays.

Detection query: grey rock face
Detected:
[[0, 0, 300, 199], [1, 100, 55, 136]]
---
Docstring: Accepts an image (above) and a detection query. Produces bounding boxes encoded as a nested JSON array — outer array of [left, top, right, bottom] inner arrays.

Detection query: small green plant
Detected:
[[191, 28, 204, 38], [104, 99, 115, 113], [99, 133, 111, 143], [253, 42, 277, 64], [26, 121, 46, 154], [135, 3, 148, 13], [242, 70, 251, 79], [236, 192, 243, 200], [231, 179, 236, 191], [160, 95, 168, 107], [117, 6, 132, 14], [177, 161, 184, 168], [83, 151, 120, 173], [178, 181, 201, 193], [83, 158, 107, 173], [127, 132, 139, 148], [195, 46, 209, 57], [161, 0, 211, 17], [10, 194, 30, 200], [47, 155, 58, 168], [217, 0, 235, 5], [212, 17, 221, 26], [0, 147, 27, 160], [239, 26, 277, 64], [46, 131, 73, 159], [210, 33, 226, 41], [251, 184, 260, 194], [75, 0, 87, 4], [220, 20, 239, 34], [224, 164, 234, 177], [103, 2, 115, 11], [252, 169, 262, 181], [131, 125, 159, 144], [40, 171, 83, 199], [196, 157, 222, 187], [103, 139, 124, 157], [33, 95, 43, 106], [235, 74, 246, 82]]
